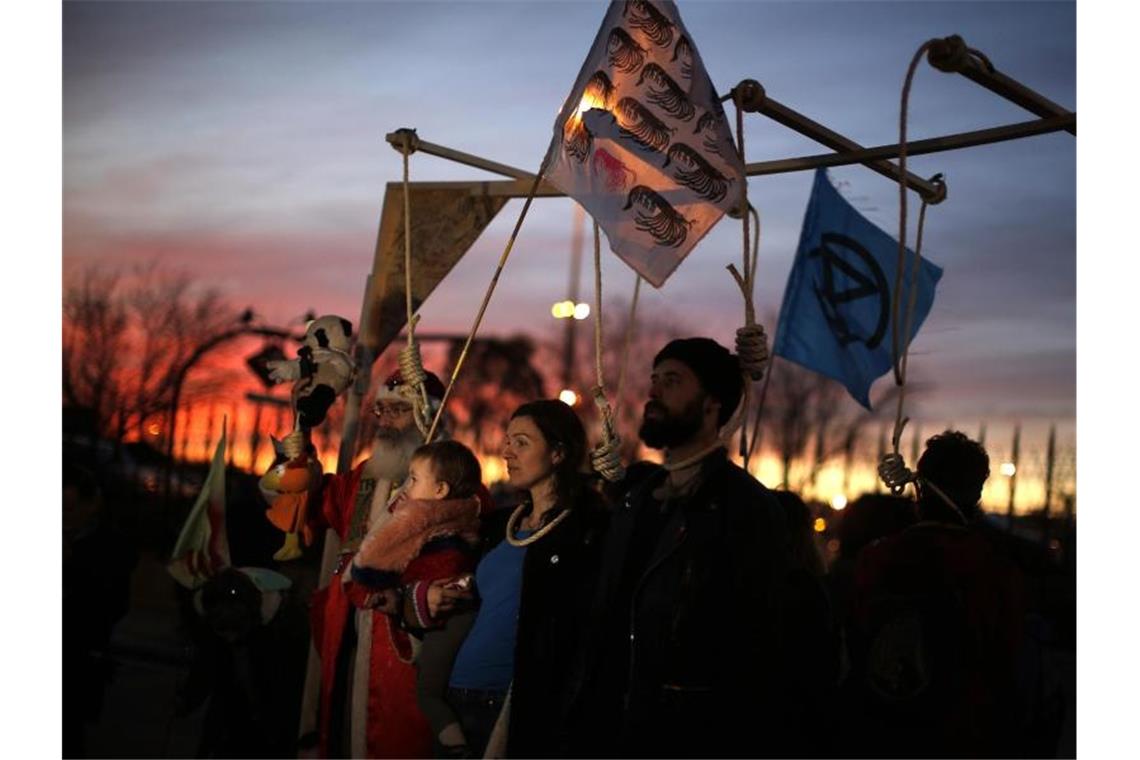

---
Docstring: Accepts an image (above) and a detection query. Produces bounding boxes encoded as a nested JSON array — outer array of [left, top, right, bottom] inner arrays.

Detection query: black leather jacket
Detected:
[[565, 450, 791, 758]]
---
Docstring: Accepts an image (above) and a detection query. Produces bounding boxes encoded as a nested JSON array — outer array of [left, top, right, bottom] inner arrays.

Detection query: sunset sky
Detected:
[[62, 0, 1076, 501]]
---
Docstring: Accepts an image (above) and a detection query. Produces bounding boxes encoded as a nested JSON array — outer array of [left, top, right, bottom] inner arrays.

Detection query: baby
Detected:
[[350, 439, 487, 757]]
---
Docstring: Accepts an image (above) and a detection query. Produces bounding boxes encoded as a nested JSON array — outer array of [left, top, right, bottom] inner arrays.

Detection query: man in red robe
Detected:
[[276, 369, 447, 758]]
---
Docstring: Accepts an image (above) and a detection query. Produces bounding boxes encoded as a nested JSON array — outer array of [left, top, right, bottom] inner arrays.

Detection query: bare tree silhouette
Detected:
[[63, 262, 236, 452]]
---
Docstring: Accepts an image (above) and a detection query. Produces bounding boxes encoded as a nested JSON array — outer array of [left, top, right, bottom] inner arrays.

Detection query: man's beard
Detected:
[[364, 423, 425, 482], [638, 396, 704, 450]]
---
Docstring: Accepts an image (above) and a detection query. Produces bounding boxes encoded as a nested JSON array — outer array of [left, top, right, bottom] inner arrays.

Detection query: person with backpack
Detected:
[[845, 431, 1026, 758]]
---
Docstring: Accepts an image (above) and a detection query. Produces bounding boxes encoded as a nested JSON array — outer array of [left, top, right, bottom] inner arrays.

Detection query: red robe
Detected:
[[308, 464, 472, 758]]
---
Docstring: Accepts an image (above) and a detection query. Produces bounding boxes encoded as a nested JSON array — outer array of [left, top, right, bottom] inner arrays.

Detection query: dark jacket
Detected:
[[479, 484, 610, 757], [566, 450, 791, 758]]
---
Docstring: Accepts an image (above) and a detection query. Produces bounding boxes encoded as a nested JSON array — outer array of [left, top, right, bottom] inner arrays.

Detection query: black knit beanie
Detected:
[[653, 337, 743, 427]]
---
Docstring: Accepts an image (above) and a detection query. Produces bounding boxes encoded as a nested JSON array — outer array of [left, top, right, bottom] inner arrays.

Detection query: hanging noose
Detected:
[[587, 219, 625, 482], [726, 86, 770, 460], [394, 128, 434, 436]]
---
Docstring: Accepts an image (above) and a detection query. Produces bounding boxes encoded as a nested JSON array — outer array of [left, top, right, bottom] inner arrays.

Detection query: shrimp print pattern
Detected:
[[664, 142, 734, 203], [622, 185, 692, 248], [546, 1, 745, 287], [638, 63, 695, 122], [623, 0, 675, 48]]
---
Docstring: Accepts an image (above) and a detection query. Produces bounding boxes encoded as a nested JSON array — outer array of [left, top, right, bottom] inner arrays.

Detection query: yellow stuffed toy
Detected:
[[260, 445, 323, 561]]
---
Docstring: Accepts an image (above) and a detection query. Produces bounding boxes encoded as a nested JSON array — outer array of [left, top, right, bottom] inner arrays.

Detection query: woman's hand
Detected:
[[427, 576, 475, 618]]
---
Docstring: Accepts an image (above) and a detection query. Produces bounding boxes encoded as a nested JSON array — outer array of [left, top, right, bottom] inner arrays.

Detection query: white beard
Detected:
[[363, 425, 424, 483]]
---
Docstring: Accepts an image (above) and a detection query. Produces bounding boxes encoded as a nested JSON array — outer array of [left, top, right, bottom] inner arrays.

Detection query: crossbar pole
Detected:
[[389, 110, 1075, 201], [926, 41, 1076, 136], [756, 95, 944, 202], [384, 131, 537, 180], [744, 114, 1075, 176]]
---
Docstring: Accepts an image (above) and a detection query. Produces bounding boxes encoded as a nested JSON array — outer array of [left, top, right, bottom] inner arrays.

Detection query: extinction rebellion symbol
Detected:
[[808, 232, 890, 349]]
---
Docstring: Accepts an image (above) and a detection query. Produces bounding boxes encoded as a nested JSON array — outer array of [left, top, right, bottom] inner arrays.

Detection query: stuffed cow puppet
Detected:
[[261, 315, 355, 560]]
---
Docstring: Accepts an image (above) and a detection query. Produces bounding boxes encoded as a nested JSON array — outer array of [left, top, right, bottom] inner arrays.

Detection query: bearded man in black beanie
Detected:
[[562, 337, 792, 758]]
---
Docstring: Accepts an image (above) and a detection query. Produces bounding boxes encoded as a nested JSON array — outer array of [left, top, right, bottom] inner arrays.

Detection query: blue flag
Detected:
[[773, 169, 943, 409]]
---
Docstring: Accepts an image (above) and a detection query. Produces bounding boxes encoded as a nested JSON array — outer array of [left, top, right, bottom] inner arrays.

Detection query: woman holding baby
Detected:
[[427, 399, 610, 758]]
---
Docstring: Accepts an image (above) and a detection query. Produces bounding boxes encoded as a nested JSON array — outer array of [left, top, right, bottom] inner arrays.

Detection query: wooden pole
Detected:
[[1043, 424, 1056, 543], [226, 407, 236, 469], [562, 204, 585, 389], [203, 403, 216, 462], [876, 425, 887, 494], [178, 406, 192, 465], [841, 429, 856, 495], [1007, 424, 1021, 526], [248, 399, 264, 472], [299, 277, 378, 745], [910, 422, 922, 468]]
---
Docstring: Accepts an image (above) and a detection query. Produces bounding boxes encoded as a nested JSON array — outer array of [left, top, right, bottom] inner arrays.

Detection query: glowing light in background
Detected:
[[552, 300, 590, 320], [551, 300, 574, 319], [147, 422, 161, 436], [830, 494, 848, 511], [481, 455, 508, 485], [813, 517, 827, 533], [559, 389, 579, 406], [1000, 462, 1017, 477]]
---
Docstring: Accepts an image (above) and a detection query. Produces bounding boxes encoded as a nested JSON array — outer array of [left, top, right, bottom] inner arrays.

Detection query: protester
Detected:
[[424, 399, 608, 758], [845, 431, 1026, 758], [178, 566, 308, 758], [827, 492, 917, 624], [347, 440, 488, 758], [773, 490, 841, 758], [263, 369, 446, 758], [62, 464, 138, 759], [564, 337, 791, 758]]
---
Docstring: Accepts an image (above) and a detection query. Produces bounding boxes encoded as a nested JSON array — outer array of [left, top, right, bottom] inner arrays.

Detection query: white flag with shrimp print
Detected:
[[545, 0, 744, 288]]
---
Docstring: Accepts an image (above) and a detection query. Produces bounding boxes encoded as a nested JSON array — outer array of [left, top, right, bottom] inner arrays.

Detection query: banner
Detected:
[[773, 169, 943, 409], [360, 183, 511, 353], [546, 0, 744, 287], [168, 426, 231, 589]]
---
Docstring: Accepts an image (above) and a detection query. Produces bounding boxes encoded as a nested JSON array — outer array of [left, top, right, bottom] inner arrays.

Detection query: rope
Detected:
[[505, 503, 570, 547], [588, 219, 625, 482], [878, 451, 914, 496], [425, 155, 553, 444], [880, 41, 947, 500], [614, 273, 642, 407], [592, 220, 604, 389], [890, 40, 936, 386], [398, 130, 433, 436], [726, 92, 768, 461], [878, 451, 966, 522], [663, 441, 727, 472], [744, 318, 774, 469]]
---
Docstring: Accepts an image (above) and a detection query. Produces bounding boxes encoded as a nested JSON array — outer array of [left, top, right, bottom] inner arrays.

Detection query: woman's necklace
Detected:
[[505, 503, 569, 547]]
